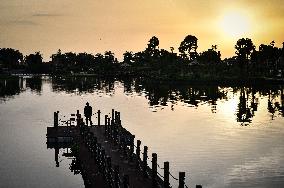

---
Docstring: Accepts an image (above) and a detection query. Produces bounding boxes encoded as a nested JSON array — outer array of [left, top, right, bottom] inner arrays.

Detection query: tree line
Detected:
[[0, 35, 283, 80]]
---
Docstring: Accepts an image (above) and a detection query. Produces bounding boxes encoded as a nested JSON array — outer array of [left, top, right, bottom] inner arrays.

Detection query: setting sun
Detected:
[[220, 11, 251, 38]]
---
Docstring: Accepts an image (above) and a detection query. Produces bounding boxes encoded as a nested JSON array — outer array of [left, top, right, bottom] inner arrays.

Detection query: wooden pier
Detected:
[[46, 110, 203, 188]]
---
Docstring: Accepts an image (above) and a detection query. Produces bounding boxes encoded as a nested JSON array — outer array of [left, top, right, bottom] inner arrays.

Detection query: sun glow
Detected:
[[220, 11, 251, 38]]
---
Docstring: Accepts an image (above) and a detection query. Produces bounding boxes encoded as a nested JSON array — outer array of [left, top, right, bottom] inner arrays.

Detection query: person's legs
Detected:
[[86, 117, 92, 126], [85, 117, 89, 125]]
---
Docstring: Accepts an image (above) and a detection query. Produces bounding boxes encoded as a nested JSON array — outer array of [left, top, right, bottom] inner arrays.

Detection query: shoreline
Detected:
[[1, 72, 284, 85]]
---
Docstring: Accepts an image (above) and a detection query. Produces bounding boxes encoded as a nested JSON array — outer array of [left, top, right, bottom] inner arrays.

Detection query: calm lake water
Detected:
[[0, 76, 284, 188]]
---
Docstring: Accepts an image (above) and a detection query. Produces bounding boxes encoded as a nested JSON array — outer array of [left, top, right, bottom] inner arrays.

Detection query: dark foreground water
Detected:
[[0, 76, 284, 188]]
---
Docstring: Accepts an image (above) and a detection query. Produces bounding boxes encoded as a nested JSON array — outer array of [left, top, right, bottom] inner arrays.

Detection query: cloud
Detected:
[[8, 20, 38, 26], [32, 13, 62, 17]]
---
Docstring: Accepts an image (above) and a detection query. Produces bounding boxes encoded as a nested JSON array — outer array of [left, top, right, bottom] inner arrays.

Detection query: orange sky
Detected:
[[0, 0, 283, 61]]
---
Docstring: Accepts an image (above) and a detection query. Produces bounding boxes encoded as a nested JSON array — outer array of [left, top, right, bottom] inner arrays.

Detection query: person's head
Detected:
[[86, 102, 89, 106]]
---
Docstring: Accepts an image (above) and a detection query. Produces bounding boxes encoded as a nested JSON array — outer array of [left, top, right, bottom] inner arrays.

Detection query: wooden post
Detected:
[[113, 116, 118, 142], [107, 117, 111, 138], [104, 115, 108, 134], [196, 185, 202, 188], [115, 111, 118, 124], [143, 146, 148, 177], [117, 112, 121, 125], [112, 109, 115, 125], [152, 153, 157, 187], [54, 111, 58, 128], [97, 110, 101, 126], [179, 172, 185, 188], [76, 110, 80, 126], [164, 162, 169, 188], [123, 175, 129, 188], [129, 135, 135, 161], [135, 140, 141, 169], [136, 140, 141, 157]]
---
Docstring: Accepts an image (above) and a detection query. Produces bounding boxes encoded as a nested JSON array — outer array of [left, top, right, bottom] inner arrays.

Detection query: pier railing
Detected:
[[52, 110, 203, 188]]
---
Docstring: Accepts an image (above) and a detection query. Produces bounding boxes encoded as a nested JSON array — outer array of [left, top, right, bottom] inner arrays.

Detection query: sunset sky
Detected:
[[0, 0, 283, 61]]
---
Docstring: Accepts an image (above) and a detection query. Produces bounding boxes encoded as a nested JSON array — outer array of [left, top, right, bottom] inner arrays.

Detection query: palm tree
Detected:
[[211, 45, 217, 51]]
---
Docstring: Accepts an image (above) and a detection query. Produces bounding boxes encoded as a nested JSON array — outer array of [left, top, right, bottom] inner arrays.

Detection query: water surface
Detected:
[[0, 76, 283, 188]]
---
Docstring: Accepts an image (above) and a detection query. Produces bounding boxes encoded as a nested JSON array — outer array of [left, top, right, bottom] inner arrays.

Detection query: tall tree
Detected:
[[178, 35, 198, 60], [147, 36, 159, 51], [235, 38, 255, 68], [146, 36, 160, 59]]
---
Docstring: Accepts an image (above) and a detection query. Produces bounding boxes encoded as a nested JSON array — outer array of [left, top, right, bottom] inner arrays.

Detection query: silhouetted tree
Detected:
[[0, 48, 23, 69], [249, 42, 282, 76], [235, 38, 255, 69], [64, 52, 77, 66], [146, 36, 159, 53], [51, 49, 63, 64], [198, 49, 221, 64], [133, 51, 147, 65], [123, 51, 134, 64], [104, 51, 116, 64], [178, 35, 198, 61], [76, 53, 95, 66], [94, 53, 104, 64], [25, 52, 43, 73], [258, 43, 281, 64]]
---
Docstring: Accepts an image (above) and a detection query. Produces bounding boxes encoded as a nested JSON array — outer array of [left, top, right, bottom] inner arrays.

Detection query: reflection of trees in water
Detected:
[[51, 76, 115, 95], [255, 85, 284, 119], [26, 76, 42, 94], [0, 77, 21, 100], [0, 76, 44, 100], [121, 78, 284, 123], [235, 86, 284, 124], [236, 87, 255, 124], [267, 86, 284, 119], [1, 76, 283, 123], [120, 77, 228, 111]]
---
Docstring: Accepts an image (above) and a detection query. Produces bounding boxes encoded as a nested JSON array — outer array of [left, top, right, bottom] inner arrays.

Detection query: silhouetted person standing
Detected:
[[84, 102, 92, 125]]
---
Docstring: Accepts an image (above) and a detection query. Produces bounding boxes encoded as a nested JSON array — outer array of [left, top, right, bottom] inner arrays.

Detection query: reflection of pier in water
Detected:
[[46, 110, 200, 188]]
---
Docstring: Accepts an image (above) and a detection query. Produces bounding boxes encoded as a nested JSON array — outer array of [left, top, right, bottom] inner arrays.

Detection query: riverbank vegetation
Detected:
[[0, 36, 283, 82]]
